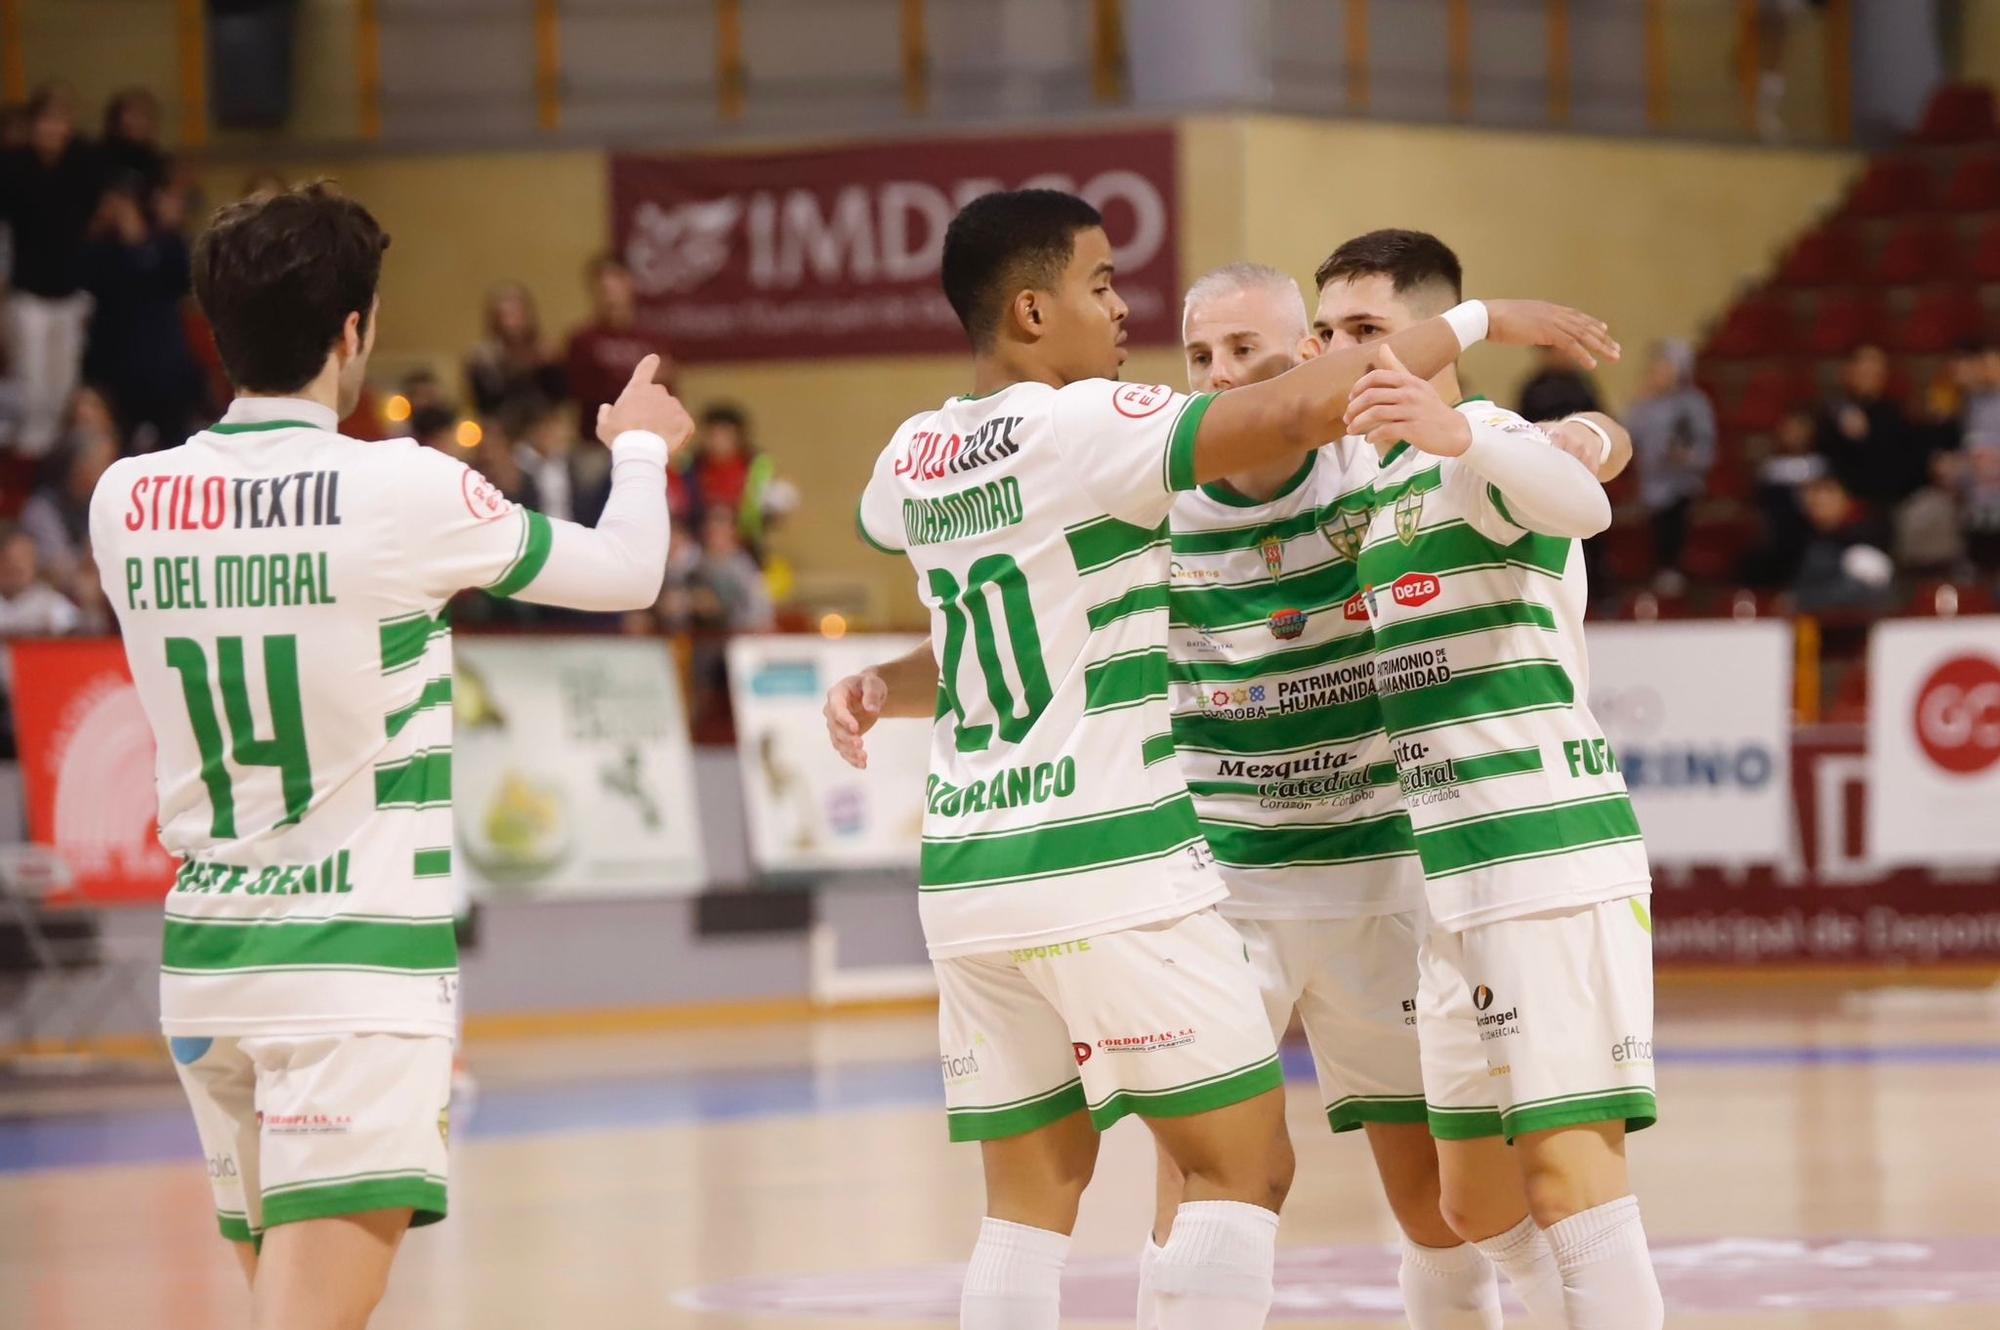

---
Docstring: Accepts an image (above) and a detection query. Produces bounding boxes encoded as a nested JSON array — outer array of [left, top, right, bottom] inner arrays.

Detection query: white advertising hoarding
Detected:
[[452, 637, 707, 898], [1586, 621, 1793, 865], [1867, 617, 2000, 867], [727, 634, 932, 874]]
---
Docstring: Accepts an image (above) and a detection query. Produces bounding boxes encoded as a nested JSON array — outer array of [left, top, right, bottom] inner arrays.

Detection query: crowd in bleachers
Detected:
[[0, 83, 795, 680]]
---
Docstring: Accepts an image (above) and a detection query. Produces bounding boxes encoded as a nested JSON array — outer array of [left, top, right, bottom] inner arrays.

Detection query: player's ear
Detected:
[[1011, 289, 1044, 342], [339, 309, 363, 361], [1295, 332, 1323, 363]]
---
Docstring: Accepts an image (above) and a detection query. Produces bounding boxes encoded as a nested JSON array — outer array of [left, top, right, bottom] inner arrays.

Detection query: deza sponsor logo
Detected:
[[1390, 572, 1440, 608]]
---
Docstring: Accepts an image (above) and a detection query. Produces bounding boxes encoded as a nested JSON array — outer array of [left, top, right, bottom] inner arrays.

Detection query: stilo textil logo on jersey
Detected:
[[1394, 487, 1425, 545]]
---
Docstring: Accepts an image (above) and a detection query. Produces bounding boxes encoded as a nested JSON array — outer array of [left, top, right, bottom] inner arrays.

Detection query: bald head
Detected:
[[1182, 263, 1315, 394]]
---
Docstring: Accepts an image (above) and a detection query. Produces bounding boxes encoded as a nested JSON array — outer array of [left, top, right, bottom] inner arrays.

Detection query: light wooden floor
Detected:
[[4, 981, 1999, 1329]]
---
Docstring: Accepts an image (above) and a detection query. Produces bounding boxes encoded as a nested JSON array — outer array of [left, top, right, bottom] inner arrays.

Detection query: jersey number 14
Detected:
[[929, 554, 1053, 753], [164, 635, 314, 840]]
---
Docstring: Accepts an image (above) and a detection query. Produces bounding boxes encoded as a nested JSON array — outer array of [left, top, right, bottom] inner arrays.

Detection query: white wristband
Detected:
[[1564, 413, 1614, 468], [1443, 300, 1489, 351], [610, 429, 669, 467]]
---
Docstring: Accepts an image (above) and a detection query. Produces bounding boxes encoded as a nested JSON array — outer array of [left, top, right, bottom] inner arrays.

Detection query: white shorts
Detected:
[[935, 908, 1282, 1142], [1418, 896, 1658, 1142], [1230, 911, 1426, 1133], [169, 1032, 453, 1243]]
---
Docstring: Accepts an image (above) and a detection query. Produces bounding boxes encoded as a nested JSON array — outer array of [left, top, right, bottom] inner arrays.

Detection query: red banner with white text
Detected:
[[610, 128, 1180, 361], [10, 638, 176, 904]]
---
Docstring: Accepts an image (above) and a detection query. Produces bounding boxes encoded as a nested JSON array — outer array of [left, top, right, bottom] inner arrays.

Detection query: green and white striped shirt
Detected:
[[92, 397, 559, 1036], [859, 380, 1230, 958], [1166, 443, 1423, 920], [1356, 401, 1651, 930]]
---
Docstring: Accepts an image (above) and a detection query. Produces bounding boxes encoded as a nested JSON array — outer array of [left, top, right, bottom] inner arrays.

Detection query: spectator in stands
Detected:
[[99, 88, 169, 199], [1948, 344, 2000, 575], [410, 404, 459, 455], [507, 393, 609, 526], [1745, 407, 1826, 586], [464, 281, 565, 419], [690, 505, 775, 633], [1792, 476, 1896, 613], [80, 173, 203, 451], [20, 391, 118, 591], [0, 523, 80, 637], [1626, 339, 1716, 592], [1515, 346, 1603, 425], [0, 86, 104, 458], [691, 402, 794, 553], [1815, 344, 1932, 507], [564, 253, 673, 440]]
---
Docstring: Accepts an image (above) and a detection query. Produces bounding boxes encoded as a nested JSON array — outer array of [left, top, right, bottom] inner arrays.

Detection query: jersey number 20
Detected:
[[165, 635, 314, 840], [928, 554, 1053, 753]]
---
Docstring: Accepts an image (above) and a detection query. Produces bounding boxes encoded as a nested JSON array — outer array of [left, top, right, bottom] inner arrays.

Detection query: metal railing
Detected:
[[0, 0, 1863, 150]]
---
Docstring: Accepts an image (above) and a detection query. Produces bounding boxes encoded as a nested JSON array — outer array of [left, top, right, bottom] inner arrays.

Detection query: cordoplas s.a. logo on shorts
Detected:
[[1095, 1028, 1197, 1054]]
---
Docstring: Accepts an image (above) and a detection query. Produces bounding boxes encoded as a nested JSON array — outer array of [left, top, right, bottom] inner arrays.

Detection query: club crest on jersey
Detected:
[[1321, 506, 1370, 562], [1268, 608, 1307, 640], [1258, 535, 1285, 581], [1394, 488, 1425, 545]]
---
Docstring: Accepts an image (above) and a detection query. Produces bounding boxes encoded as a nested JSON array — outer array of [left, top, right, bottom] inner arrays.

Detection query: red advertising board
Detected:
[[1655, 726, 2000, 965], [610, 128, 1180, 361], [10, 638, 176, 904]]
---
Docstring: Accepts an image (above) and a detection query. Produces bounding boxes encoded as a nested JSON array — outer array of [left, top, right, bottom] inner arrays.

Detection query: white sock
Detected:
[[1149, 1200, 1279, 1330], [1473, 1214, 1568, 1328], [960, 1218, 1069, 1330], [1544, 1196, 1665, 1330], [1399, 1235, 1503, 1330], [1136, 1236, 1166, 1330]]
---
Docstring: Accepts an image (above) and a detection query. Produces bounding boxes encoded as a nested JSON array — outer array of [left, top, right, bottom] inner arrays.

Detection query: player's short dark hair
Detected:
[[1314, 229, 1463, 311], [192, 181, 390, 395], [941, 189, 1104, 349], [410, 405, 456, 443]]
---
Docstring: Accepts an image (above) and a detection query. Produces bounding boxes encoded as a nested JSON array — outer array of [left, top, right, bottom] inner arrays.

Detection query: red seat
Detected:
[[1845, 158, 1936, 217], [1705, 293, 1799, 359], [1914, 83, 1999, 145], [1721, 365, 1811, 434], [1868, 219, 1961, 284], [1775, 224, 1865, 287], [1943, 153, 2000, 210], [1803, 291, 1885, 356], [1680, 509, 1759, 583], [1970, 217, 2000, 282], [1888, 287, 1985, 354]]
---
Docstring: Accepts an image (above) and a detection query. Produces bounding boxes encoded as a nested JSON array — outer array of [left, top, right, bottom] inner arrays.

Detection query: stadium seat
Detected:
[[1721, 364, 1811, 435], [1844, 157, 1936, 216], [1970, 217, 2000, 282], [1802, 291, 1885, 356], [1867, 218, 1961, 284], [1705, 292, 1799, 359], [1908, 581, 2000, 616], [1680, 508, 1759, 583], [1888, 287, 1985, 353], [1914, 83, 1999, 145], [1943, 153, 2000, 210], [1774, 223, 1865, 288]]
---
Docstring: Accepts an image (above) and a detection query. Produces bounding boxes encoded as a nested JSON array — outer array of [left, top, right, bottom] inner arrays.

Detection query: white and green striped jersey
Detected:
[[91, 397, 558, 1037], [1165, 443, 1423, 921], [1355, 401, 1650, 931], [858, 380, 1230, 958]]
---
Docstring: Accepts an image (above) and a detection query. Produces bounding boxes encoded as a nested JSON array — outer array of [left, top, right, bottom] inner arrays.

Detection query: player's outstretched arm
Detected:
[[511, 355, 693, 611], [1187, 299, 1618, 486], [1347, 346, 1610, 539], [1543, 411, 1633, 483], [824, 644, 939, 770]]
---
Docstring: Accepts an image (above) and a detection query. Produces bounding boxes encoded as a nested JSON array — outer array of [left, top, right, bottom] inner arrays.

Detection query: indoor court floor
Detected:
[[4, 979, 1999, 1329]]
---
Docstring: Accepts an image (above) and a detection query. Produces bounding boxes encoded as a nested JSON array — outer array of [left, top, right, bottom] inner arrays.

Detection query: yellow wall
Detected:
[[183, 115, 1853, 626]]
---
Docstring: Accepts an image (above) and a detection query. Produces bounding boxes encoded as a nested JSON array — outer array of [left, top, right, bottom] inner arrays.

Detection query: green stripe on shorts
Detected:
[[260, 1169, 449, 1230], [1427, 1102, 1505, 1140], [1501, 1087, 1657, 1141], [1325, 1093, 1429, 1134], [1087, 1054, 1283, 1132], [946, 1080, 1087, 1142]]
